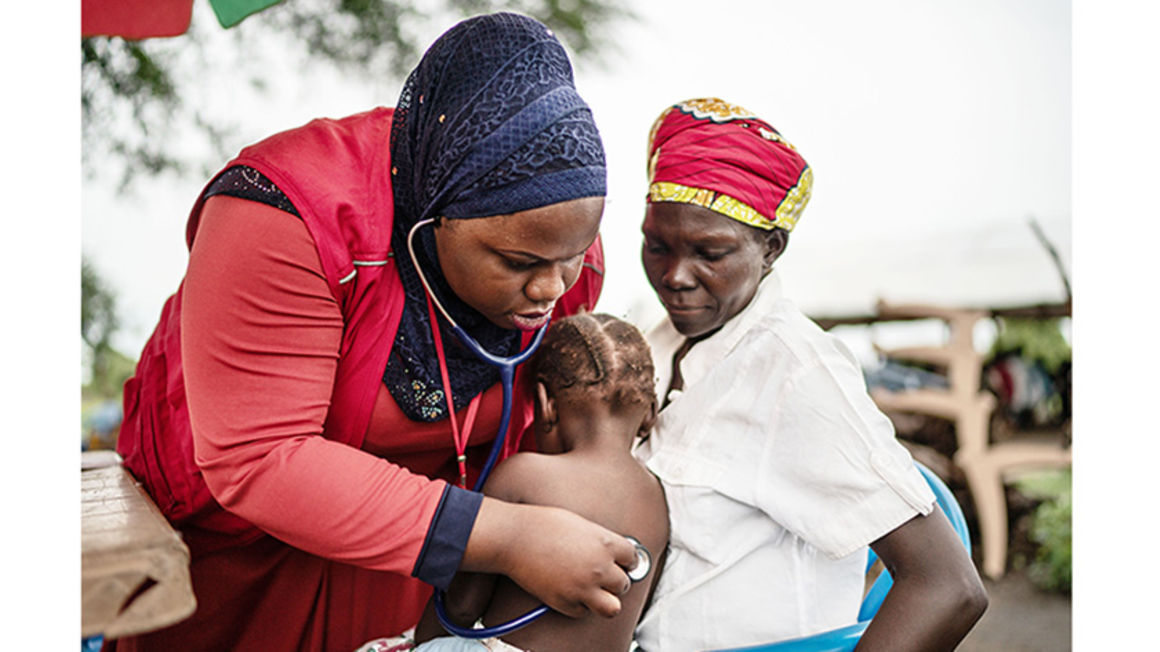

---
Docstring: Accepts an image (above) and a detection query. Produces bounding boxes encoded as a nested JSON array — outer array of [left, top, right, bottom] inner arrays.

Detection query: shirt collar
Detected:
[[649, 270, 785, 404], [679, 271, 783, 385]]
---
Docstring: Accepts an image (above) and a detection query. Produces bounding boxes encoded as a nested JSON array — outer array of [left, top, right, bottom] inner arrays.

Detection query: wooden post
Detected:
[[868, 301, 1071, 579]]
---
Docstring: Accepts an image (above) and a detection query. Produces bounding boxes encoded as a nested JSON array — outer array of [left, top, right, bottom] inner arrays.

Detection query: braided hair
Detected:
[[530, 313, 656, 411]]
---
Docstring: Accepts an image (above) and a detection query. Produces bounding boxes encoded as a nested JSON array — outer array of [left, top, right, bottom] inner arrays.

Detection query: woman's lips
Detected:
[[511, 310, 551, 331], [663, 302, 706, 316]]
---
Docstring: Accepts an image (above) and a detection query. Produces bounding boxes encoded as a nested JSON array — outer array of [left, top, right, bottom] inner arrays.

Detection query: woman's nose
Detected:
[[525, 264, 567, 304], [662, 258, 697, 290]]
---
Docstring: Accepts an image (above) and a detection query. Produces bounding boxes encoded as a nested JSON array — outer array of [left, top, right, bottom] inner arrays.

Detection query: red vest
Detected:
[[118, 108, 604, 546]]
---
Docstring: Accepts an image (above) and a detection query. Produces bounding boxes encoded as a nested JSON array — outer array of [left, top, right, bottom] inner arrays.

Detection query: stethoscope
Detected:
[[406, 219, 652, 639], [406, 218, 549, 491]]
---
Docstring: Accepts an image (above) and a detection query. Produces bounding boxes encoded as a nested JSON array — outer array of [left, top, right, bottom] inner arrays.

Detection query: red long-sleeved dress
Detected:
[[112, 115, 603, 650]]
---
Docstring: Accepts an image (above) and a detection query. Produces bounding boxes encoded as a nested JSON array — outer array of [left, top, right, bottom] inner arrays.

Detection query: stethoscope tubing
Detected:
[[406, 219, 549, 492], [407, 219, 555, 638], [406, 219, 652, 640], [457, 322, 549, 492], [434, 592, 551, 639]]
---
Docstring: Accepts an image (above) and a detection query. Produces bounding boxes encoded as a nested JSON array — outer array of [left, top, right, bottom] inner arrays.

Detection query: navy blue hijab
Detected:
[[385, 13, 606, 422]]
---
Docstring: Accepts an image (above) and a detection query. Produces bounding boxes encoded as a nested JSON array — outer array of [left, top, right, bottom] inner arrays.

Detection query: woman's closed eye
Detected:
[[502, 255, 539, 271], [501, 249, 586, 272], [697, 247, 732, 262], [643, 239, 668, 255]]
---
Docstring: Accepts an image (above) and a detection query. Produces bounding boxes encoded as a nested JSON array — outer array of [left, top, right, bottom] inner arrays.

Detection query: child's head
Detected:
[[530, 313, 656, 419]]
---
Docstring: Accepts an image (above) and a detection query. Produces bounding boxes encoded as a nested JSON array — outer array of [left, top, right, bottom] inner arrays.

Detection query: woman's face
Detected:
[[641, 202, 782, 338], [435, 196, 604, 331]]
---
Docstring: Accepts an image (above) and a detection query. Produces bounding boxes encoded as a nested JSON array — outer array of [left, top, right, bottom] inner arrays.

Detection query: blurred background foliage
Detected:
[[80, 0, 631, 447], [988, 317, 1072, 375], [985, 317, 1072, 431], [82, 256, 136, 399], [81, 0, 631, 191], [82, 257, 136, 450], [1013, 469, 1072, 594]]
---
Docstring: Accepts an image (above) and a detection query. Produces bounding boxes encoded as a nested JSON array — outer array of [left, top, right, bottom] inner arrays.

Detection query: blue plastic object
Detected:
[[81, 635, 103, 652], [709, 461, 972, 652]]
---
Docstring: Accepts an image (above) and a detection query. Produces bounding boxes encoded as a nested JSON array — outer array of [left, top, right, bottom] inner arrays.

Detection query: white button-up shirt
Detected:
[[634, 272, 934, 651]]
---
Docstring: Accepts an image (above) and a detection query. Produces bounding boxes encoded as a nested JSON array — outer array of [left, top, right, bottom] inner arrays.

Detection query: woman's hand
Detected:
[[461, 496, 639, 618]]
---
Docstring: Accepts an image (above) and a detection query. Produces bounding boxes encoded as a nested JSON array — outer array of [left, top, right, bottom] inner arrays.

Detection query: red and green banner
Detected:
[[82, 0, 194, 39], [81, 0, 284, 39]]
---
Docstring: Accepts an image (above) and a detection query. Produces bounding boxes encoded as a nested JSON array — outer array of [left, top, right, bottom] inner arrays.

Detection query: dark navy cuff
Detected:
[[412, 485, 483, 590]]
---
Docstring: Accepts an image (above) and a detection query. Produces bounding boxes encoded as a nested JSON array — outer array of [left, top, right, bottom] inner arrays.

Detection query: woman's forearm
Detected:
[[856, 511, 988, 651], [855, 564, 987, 650]]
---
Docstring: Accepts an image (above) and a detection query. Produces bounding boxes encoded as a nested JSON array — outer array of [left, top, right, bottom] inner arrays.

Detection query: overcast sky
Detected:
[[80, 0, 1073, 357]]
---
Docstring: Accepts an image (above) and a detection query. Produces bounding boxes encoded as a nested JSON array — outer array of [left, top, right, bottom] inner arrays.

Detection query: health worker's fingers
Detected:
[[609, 534, 639, 577], [461, 500, 639, 620], [583, 587, 623, 619], [540, 539, 629, 618]]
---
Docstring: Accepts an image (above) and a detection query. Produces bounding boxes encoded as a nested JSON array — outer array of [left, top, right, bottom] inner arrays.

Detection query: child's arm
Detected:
[[855, 508, 988, 651], [413, 455, 537, 643], [414, 571, 500, 642]]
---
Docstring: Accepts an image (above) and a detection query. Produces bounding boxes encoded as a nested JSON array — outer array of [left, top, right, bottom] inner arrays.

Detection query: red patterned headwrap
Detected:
[[646, 98, 812, 232]]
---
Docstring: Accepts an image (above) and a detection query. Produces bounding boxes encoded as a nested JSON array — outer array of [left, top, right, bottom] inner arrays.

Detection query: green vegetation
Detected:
[[986, 316, 1071, 428], [82, 0, 632, 190], [82, 257, 135, 400], [82, 257, 134, 450], [1014, 470, 1072, 594], [988, 317, 1071, 374]]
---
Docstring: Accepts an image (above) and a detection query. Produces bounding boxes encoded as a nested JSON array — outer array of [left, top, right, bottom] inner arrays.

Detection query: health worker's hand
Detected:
[[461, 497, 639, 618]]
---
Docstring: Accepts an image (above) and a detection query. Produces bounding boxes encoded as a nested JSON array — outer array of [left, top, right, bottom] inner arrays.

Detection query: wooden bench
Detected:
[[81, 451, 196, 640]]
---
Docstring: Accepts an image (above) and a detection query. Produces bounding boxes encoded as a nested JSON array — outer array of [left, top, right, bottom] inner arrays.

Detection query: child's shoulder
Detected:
[[491, 451, 552, 477], [482, 452, 561, 502], [485, 451, 622, 506]]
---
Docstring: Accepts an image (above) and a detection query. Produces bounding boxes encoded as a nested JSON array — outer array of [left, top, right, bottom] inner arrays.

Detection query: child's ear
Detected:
[[637, 399, 658, 439], [534, 381, 557, 433]]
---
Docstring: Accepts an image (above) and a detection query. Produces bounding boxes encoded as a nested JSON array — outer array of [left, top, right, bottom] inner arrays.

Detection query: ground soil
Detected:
[[958, 570, 1071, 651]]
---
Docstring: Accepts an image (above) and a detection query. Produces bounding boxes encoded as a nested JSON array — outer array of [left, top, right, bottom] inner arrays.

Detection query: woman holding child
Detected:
[[113, 13, 641, 652], [633, 98, 988, 651]]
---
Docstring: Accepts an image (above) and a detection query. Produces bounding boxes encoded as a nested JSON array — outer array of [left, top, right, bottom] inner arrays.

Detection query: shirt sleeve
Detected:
[[181, 195, 454, 579], [751, 331, 936, 559], [414, 486, 484, 587]]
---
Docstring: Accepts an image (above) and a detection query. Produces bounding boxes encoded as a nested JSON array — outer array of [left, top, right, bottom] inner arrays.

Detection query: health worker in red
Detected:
[[112, 13, 639, 652]]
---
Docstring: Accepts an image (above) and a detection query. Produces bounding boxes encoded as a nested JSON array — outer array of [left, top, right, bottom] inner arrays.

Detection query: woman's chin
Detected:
[[666, 311, 713, 338]]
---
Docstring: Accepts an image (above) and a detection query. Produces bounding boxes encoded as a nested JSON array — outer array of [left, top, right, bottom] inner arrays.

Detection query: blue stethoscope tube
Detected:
[[433, 536, 652, 640], [433, 321, 554, 639], [406, 219, 550, 493], [456, 320, 548, 493], [435, 593, 552, 640], [407, 219, 651, 640], [407, 219, 554, 638]]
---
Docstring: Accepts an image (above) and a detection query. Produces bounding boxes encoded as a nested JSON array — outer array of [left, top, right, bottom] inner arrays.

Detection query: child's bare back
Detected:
[[415, 314, 668, 652], [478, 446, 667, 650]]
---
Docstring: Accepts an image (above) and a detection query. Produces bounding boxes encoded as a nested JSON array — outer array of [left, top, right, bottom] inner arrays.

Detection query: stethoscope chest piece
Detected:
[[625, 536, 652, 583], [410, 218, 653, 637]]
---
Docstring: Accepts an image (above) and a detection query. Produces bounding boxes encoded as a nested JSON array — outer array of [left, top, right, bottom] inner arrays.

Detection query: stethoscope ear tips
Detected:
[[624, 535, 652, 583]]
